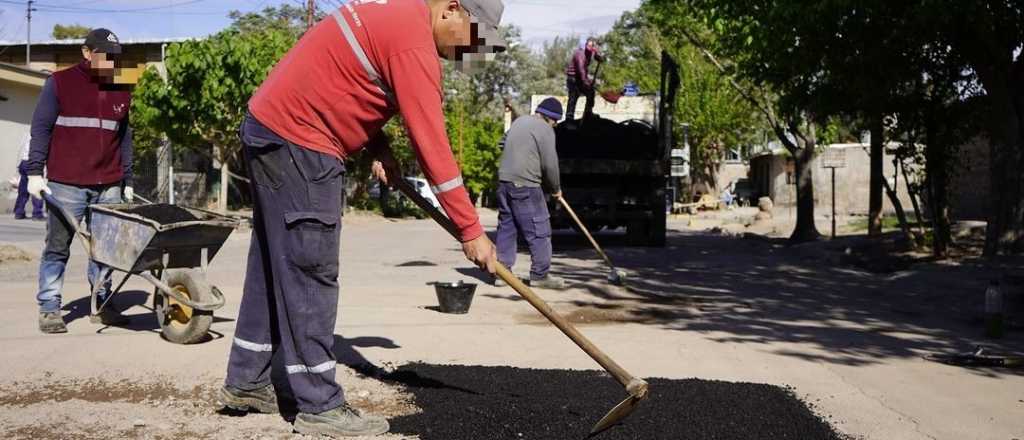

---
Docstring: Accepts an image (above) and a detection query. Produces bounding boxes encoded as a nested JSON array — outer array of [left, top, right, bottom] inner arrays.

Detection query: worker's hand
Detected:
[[371, 149, 401, 185], [552, 191, 563, 200], [462, 234, 498, 275], [123, 186, 134, 203], [27, 175, 51, 200]]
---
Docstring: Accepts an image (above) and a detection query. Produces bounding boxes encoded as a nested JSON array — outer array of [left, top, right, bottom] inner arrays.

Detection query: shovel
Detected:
[[391, 177, 649, 436], [556, 195, 626, 286]]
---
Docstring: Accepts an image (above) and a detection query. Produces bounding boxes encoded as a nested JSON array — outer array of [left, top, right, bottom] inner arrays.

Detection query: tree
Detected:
[[654, 0, 824, 241], [227, 4, 312, 37], [131, 27, 296, 210], [52, 23, 90, 40], [601, 8, 760, 194]]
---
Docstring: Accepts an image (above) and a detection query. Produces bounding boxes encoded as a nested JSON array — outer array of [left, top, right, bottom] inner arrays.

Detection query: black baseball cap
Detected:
[[84, 28, 122, 54]]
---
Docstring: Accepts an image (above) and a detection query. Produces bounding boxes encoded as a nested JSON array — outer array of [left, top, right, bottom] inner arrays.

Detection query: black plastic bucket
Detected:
[[432, 281, 477, 314]]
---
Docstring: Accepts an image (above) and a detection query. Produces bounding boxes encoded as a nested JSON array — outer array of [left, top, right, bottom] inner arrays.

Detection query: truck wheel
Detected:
[[154, 269, 214, 344], [626, 220, 649, 246]]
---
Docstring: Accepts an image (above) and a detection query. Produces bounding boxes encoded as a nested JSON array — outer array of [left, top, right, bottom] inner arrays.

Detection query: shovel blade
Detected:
[[588, 394, 645, 437]]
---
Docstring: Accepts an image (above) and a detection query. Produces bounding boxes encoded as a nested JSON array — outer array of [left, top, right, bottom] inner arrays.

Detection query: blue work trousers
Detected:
[[225, 124, 346, 415], [495, 182, 552, 280]]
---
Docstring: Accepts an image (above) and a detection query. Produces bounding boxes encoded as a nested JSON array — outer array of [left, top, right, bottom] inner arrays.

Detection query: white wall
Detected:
[[0, 82, 40, 213]]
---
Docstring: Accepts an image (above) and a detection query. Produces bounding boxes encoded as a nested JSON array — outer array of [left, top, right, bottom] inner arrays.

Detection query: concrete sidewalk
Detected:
[[0, 210, 1020, 439]]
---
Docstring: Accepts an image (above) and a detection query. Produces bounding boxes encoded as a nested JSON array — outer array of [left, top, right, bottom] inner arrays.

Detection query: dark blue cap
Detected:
[[536, 97, 563, 120]]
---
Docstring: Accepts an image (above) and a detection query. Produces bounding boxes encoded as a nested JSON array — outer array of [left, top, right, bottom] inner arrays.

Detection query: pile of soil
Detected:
[[555, 117, 660, 160], [386, 363, 844, 440], [0, 245, 32, 264], [122, 204, 199, 225]]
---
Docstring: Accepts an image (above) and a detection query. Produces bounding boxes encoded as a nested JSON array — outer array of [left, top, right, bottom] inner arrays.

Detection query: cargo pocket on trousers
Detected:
[[533, 214, 552, 239], [284, 211, 341, 291]]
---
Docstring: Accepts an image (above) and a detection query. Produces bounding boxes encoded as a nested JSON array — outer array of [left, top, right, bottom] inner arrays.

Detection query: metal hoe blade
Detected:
[[589, 378, 649, 437]]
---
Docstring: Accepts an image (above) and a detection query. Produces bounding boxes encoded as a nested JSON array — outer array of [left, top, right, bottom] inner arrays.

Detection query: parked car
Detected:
[[404, 177, 440, 208]]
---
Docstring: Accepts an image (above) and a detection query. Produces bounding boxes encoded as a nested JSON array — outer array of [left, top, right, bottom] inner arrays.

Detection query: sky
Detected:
[[0, 0, 643, 50]]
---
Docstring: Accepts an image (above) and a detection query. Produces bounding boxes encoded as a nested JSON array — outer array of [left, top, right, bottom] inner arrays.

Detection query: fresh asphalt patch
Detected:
[[384, 363, 844, 440]]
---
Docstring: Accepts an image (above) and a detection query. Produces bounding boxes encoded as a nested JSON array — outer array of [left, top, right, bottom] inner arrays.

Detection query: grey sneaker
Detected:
[[294, 404, 389, 437], [39, 312, 68, 334], [530, 275, 566, 290], [90, 308, 129, 326], [217, 384, 279, 413]]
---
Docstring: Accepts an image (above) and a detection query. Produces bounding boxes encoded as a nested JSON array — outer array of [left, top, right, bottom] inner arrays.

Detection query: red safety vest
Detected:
[[48, 61, 131, 186]]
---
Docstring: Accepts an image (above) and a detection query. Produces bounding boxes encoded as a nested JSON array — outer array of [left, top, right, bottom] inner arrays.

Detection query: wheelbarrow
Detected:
[[43, 193, 237, 344]]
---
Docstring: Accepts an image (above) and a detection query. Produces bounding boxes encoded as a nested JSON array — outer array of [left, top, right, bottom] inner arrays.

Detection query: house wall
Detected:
[[750, 144, 916, 216], [0, 81, 41, 213]]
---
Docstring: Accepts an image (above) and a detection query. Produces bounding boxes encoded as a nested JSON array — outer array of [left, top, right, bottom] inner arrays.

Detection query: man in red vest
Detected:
[[25, 28, 135, 334], [217, 0, 505, 437]]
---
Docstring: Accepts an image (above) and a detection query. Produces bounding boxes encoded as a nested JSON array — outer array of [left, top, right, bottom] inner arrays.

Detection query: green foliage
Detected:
[[132, 27, 296, 165], [52, 23, 90, 40], [227, 5, 312, 37], [601, 6, 762, 190]]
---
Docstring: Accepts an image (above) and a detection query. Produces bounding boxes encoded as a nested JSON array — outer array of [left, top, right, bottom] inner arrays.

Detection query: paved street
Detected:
[[0, 210, 1020, 439]]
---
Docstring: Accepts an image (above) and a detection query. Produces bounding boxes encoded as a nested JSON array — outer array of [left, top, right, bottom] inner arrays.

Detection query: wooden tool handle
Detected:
[[557, 196, 617, 272], [390, 177, 638, 389]]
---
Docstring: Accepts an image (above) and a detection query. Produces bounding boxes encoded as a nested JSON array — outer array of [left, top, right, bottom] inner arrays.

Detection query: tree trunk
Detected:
[[900, 157, 926, 239], [790, 145, 822, 243], [882, 177, 915, 247], [869, 116, 885, 236], [925, 120, 951, 258], [983, 93, 1024, 256]]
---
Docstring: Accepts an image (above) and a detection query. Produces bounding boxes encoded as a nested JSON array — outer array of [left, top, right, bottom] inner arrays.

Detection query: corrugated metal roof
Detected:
[[0, 37, 197, 46]]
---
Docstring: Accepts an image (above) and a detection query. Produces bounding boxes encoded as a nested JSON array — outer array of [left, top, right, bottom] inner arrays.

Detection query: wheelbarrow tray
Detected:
[[86, 204, 237, 273]]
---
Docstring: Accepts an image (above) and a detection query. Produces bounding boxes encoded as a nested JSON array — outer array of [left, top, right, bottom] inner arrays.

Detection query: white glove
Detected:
[[27, 175, 50, 199], [124, 186, 134, 203]]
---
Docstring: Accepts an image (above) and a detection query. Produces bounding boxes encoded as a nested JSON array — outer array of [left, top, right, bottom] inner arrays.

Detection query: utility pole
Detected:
[[25, 0, 36, 67], [307, 0, 315, 29]]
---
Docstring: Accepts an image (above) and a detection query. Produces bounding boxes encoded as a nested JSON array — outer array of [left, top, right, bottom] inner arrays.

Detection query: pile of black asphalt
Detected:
[[123, 204, 198, 224], [383, 363, 845, 440]]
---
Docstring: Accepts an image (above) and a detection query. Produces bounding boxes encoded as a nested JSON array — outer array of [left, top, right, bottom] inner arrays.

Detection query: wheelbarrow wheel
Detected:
[[154, 269, 214, 344]]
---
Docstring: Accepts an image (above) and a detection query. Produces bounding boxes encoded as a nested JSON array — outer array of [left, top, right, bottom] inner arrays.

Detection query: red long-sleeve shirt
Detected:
[[249, 0, 483, 242]]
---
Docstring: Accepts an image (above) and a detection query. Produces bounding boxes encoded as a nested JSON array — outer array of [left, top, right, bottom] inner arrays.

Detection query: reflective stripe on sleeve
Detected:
[[430, 176, 464, 195]]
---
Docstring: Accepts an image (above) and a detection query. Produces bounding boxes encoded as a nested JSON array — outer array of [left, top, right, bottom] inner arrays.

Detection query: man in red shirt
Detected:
[[565, 37, 604, 121], [217, 0, 505, 437]]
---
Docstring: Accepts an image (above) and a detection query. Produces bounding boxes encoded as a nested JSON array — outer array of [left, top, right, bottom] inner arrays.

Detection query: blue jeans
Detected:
[[37, 181, 122, 313], [14, 162, 44, 219], [496, 182, 552, 280]]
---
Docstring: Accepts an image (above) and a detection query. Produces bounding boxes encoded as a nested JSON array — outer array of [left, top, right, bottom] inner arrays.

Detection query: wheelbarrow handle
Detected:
[[389, 176, 643, 393], [42, 193, 93, 256]]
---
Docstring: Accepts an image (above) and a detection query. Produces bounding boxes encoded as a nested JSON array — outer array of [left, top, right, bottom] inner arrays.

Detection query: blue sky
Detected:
[[0, 0, 642, 50]]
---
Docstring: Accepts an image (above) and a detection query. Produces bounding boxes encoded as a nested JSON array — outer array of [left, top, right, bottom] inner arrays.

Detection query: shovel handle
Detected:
[[557, 196, 618, 273], [390, 177, 641, 391]]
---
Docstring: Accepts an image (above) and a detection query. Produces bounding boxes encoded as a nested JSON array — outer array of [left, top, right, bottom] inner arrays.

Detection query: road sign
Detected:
[[821, 148, 847, 169]]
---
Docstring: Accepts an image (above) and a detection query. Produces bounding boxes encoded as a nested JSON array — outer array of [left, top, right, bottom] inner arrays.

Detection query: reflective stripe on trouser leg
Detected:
[[226, 153, 278, 392], [237, 140, 346, 414]]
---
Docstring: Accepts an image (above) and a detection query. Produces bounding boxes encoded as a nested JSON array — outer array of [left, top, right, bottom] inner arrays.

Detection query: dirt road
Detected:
[[0, 210, 1020, 439]]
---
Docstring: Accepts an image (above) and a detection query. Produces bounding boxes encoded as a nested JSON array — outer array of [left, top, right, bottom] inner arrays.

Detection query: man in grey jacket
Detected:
[[495, 98, 565, 289]]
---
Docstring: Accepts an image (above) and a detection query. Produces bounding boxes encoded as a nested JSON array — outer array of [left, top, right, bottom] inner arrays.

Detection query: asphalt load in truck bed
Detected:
[[385, 363, 843, 440]]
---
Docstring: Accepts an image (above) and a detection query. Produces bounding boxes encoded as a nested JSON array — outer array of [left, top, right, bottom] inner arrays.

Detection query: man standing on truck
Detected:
[[565, 37, 604, 121], [494, 98, 565, 290], [26, 28, 135, 334], [218, 0, 505, 437]]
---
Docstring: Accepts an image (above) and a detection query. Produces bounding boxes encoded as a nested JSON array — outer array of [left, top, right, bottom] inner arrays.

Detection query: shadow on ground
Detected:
[[512, 228, 1024, 374]]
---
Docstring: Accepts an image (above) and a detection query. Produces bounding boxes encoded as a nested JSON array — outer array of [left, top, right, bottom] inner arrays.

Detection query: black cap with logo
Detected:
[[84, 28, 122, 55]]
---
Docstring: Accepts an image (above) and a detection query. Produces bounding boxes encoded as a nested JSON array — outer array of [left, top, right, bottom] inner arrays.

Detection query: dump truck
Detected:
[[511, 52, 680, 246]]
